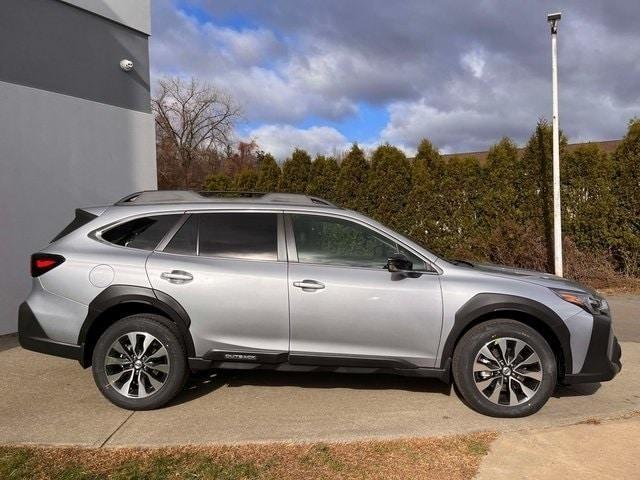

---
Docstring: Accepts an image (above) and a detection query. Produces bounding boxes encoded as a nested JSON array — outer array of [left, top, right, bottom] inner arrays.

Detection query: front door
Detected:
[[146, 211, 289, 361], [286, 213, 443, 369]]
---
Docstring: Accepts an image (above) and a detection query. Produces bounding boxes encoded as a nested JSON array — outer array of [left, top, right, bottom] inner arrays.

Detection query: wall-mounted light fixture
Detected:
[[119, 59, 134, 72]]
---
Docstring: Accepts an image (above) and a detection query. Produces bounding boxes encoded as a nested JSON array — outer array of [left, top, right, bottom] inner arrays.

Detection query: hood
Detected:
[[460, 261, 596, 294]]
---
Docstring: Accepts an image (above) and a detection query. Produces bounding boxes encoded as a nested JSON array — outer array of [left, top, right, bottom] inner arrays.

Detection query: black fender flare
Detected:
[[78, 285, 195, 362], [440, 293, 573, 374]]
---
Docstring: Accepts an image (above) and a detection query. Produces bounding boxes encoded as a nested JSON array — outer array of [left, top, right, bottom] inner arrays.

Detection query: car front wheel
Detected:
[[452, 319, 557, 417]]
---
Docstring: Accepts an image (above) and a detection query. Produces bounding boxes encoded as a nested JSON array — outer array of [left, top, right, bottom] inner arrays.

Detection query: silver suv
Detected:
[[19, 191, 621, 417]]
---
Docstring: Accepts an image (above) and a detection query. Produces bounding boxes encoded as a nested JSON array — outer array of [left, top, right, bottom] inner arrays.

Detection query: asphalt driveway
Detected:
[[0, 295, 637, 447]]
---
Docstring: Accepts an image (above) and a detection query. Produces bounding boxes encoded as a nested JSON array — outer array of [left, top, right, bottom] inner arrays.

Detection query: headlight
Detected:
[[552, 289, 609, 316]]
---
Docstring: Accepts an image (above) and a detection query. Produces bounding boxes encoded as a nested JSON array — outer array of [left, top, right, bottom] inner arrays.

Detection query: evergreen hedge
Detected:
[[204, 119, 640, 283]]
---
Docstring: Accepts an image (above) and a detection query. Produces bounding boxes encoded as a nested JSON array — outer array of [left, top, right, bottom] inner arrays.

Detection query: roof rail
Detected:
[[114, 190, 337, 207], [200, 191, 265, 198], [260, 193, 335, 206], [115, 191, 205, 204]]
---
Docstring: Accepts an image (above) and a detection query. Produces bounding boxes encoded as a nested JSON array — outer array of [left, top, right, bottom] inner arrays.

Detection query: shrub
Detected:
[[278, 148, 312, 193], [198, 120, 640, 285], [306, 155, 339, 201]]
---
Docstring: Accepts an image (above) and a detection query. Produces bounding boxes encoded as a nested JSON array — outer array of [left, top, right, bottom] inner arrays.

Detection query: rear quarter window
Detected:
[[101, 215, 181, 250]]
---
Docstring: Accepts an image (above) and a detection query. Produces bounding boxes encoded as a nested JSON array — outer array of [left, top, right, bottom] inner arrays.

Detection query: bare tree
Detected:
[[152, 77, 241, 188]]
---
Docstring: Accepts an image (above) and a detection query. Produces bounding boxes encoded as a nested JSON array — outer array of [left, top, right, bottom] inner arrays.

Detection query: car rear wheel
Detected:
[[452, 319, 557, 417], [92, 314, 188, 410]]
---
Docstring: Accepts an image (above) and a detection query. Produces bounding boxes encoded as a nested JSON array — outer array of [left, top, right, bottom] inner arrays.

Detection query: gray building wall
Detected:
[[60, 0, 151, 34], [0, 0, 156, 335]]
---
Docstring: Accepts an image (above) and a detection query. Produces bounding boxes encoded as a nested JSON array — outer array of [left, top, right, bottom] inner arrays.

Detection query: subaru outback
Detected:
[[19, 191, 621, 417]]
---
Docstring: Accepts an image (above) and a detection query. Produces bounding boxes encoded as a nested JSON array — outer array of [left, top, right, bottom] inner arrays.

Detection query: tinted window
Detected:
[[398, 246, 429, 271], [292, 214, 428, 270], [102, 215, 180, 250], [164, 215, 198, 255], [197, 213, 278, 261]]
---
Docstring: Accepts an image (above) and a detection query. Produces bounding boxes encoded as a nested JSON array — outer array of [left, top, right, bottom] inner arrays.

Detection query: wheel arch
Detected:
[[440, 293, 572, 377], [78, 285, 195, 367]]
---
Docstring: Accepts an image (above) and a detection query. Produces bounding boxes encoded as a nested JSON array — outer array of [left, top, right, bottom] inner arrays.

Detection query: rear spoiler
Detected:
[[50, 206, 108, 243]]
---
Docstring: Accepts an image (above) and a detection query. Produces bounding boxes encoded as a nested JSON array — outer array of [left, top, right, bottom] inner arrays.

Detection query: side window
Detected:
[[291, 214, 431, 270], [164, 213, 278, 261], [199, 213, 277, 260], [291, 214, 396, 268], [398, 245, 429, 271], [164, 215, 198, 255], [102, 215, 180, 250]]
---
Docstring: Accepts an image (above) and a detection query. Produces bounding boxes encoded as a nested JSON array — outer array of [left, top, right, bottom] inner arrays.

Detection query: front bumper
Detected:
[[18, 302, 82, 361], [563, 313, 622, 384]]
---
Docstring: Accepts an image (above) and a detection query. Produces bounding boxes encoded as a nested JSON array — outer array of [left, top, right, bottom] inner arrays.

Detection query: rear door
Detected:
[[146, 211, 289, 361], [286, 212, 443, 368]]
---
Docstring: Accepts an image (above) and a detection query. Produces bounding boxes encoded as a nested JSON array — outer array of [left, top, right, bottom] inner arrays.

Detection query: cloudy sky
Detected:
[[150, 0, 640, 159]]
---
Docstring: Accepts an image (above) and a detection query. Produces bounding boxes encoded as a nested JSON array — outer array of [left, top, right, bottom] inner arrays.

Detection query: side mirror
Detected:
[[387, 253, 413, 273]]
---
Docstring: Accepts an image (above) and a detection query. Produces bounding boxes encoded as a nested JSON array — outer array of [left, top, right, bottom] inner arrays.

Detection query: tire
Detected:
[[92, 314, 188, 410], [452, 319, 557, 418]]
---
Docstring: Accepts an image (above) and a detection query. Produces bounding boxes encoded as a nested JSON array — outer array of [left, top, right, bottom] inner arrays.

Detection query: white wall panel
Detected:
[[0, 81, 156, 334]]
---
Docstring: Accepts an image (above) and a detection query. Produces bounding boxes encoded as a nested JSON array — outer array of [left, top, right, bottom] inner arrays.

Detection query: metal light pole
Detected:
[[548, 12, 563, 277]]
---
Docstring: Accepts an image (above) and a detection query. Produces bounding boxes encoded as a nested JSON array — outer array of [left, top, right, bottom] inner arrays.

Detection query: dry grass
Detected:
[[0, 432, 497, 480], [597, 277, 640, 295], [576, 418, 602, 426], [574, 411, 640, 427]]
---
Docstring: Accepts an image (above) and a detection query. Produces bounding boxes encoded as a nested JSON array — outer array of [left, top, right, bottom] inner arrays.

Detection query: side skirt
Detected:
[[188, 357, 451, 383]]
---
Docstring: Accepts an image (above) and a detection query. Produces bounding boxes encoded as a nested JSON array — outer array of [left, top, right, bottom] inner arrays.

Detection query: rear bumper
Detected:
[[18, 302, 82, 361], [563, 313, 622, 384]]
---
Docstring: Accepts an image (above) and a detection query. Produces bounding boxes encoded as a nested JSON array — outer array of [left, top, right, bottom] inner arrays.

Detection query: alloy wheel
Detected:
[[473, 337, 543, 406], [104, 331, 170, 398]]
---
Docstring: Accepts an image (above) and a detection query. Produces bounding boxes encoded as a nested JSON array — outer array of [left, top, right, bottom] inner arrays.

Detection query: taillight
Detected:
[[31, 253, 65, 277]]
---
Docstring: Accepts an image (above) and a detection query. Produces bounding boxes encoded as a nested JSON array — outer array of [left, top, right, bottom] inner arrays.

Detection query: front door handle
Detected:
[[293, 280, 325, 290], [160, 270, 193, 284]]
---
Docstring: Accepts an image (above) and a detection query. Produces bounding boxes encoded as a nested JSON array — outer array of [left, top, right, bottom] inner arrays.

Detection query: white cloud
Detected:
[[150, 5, 358, 123], [210, 26, 282, 66], [380, 100, 512, 153], [151, 0, 640, 154], [246, 125, 350, 160], [461, 48, 486, 78], [284, 40, 419, 102]]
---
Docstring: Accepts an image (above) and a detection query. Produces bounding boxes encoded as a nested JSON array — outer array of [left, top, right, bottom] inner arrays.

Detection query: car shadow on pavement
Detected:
[[171, 369, 601, 407], [553, 382, 601, 398], [169, 369, 452, 406], [229, 370, 452, 394], [168, 370, 229, 406]]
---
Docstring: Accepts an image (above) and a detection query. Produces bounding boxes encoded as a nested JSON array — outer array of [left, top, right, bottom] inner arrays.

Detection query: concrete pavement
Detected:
[[476, 415, 640, 479], [607, 294, 640, 342], [0, 295, 637, 447]]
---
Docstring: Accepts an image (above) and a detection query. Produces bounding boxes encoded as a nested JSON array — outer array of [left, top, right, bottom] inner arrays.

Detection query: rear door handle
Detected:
[[293, 280, 325, 290], [160, 270, 193, 284]]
